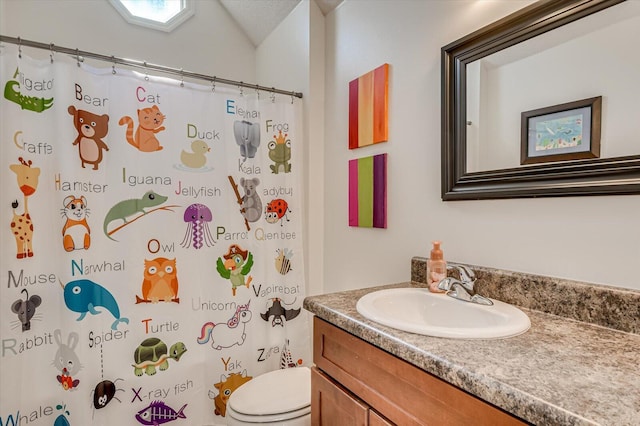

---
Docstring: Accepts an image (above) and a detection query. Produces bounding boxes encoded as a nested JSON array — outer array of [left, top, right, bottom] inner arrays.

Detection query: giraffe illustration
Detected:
[[9, 157, 40, 259]]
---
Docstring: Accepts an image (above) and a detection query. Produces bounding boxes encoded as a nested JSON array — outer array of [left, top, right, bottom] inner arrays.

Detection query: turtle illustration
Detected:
[[132, 338, 187, 376]]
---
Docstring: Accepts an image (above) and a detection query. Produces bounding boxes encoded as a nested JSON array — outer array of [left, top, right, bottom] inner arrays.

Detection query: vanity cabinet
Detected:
[[311, 317, 526, 425]]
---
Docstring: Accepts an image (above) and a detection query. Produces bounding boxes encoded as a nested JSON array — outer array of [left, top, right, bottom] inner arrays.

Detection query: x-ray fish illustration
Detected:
[[135, 401, 187, 425]]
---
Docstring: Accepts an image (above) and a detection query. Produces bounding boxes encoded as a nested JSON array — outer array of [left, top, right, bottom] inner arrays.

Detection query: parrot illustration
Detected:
[[216, 244, 253, 296]]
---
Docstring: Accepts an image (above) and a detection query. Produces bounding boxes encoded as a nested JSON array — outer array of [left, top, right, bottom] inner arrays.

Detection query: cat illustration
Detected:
[[118, 105, 166, 152], [61, 195, 91, 252]]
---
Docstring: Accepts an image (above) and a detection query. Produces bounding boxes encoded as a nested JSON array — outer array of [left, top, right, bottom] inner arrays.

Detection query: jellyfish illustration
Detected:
[[181, 203, 216, 249]]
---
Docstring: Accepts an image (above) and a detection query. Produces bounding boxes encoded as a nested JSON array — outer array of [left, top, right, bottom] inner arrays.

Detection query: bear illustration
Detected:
[[68, 106, 109, 170]]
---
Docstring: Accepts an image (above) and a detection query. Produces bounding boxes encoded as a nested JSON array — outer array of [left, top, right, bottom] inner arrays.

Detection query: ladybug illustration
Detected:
[[265, 199, 291, 225]]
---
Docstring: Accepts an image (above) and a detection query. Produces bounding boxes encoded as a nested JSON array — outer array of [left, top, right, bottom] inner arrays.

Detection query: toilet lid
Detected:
[[228, 367, 310, 416]]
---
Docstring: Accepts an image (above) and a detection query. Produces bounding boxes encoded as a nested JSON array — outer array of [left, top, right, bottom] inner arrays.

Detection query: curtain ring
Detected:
[[144, 61, 149, 81], [76, 48, 81, 67], [49, 43, 54, 63], [239, 83, 244, 97], [211, 77, 216, 92], [17, 37, 22, 59], [291, 92, 295, 104], [180, 68, 184, 88], [255, 84, 260, 99], [271, 88, 276, 104], [111, 56, 116, 74]]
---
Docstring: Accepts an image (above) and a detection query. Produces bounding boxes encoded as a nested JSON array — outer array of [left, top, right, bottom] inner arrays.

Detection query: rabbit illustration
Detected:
[[53, 329, 82, 390]]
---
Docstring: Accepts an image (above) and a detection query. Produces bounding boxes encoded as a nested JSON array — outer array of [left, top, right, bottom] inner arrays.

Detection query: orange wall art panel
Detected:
[[349, 63, 389, 149]]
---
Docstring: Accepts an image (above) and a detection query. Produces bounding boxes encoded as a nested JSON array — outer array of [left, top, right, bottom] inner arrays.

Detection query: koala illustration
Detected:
[[240, 177, 262, 223], [11, 289, 42, 332], [53, 329, 82, 390], [68, 106, 109, 170]]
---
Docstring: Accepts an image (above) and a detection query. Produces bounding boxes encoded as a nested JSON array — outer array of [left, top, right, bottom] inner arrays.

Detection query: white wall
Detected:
[[0, 0, 256, 81], [255, 0, 326, 298], [323, 0, 640, 292]]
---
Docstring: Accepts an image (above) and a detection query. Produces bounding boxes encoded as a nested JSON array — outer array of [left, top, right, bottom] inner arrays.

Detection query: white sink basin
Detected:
[[356, 287, 530, 339]]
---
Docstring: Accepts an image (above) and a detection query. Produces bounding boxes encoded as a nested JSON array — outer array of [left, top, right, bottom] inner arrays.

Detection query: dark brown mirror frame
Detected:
[[441, 0, 640, 200]]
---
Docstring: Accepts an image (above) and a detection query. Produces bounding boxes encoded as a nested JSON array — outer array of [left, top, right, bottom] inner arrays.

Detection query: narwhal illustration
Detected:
[[60, 279, 129, 330]]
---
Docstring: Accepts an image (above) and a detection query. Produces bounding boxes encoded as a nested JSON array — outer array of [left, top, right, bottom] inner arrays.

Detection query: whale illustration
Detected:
[[60, 279, 129, 330]]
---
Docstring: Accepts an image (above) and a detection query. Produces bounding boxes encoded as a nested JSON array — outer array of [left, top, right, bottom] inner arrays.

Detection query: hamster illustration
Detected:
[[61, 195, 91, 251]]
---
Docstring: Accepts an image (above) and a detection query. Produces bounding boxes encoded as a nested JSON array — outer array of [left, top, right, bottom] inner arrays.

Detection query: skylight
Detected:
[[110, 0, 195, 32]]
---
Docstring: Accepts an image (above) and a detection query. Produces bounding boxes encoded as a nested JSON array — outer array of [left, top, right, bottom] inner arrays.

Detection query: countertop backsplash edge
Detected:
[[411, 256, 640, 334]]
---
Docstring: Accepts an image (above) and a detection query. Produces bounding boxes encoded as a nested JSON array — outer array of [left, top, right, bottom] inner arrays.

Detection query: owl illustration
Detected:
[[135, 257, 180, 304]]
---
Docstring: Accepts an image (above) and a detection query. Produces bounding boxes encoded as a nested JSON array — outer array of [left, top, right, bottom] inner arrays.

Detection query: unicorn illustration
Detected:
[[197, 301, 251, 350]]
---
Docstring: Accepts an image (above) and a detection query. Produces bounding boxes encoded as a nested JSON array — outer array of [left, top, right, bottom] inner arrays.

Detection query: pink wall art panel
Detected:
[[349, 153, 387, 228]]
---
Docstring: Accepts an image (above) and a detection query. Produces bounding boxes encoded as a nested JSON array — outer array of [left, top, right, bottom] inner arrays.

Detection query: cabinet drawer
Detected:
[[312, 367, 368, 425], [313, 317, 526, 426]]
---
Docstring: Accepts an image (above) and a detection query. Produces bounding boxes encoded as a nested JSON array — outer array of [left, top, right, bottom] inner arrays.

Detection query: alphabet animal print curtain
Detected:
[[0, 44, 309, 425]]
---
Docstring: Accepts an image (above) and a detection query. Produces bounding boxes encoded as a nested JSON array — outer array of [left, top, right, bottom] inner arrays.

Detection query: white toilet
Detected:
[[225, 366, 311, 425]]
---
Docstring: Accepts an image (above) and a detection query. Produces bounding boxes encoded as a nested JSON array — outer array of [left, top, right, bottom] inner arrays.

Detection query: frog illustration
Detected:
[[268, 130, 291, 174]]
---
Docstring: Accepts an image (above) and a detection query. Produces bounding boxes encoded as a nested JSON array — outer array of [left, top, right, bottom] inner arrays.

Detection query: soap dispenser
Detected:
[[427, 241, 447, 293]]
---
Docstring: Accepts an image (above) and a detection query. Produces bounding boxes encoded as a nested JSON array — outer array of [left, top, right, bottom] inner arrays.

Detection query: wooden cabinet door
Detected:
[[369, 411, 394, 426], [312, 367, 369, 426], [313, 317, 527, 426]]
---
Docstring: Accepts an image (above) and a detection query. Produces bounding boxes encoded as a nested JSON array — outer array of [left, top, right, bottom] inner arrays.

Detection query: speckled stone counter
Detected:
[[303, 261, 640, 426]]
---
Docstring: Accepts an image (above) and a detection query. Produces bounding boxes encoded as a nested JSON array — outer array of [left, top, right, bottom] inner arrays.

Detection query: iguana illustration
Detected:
[[103, 190, 168, 241]]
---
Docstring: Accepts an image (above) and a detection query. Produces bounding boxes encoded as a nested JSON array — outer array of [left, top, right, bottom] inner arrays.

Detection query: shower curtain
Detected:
[[0, 44, 309, 426]]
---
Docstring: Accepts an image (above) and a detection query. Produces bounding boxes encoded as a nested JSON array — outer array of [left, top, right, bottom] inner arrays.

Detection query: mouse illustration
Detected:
[[103, 190, 168, 241], [60, 279, 129, 330], [11, 288, 42, 331]]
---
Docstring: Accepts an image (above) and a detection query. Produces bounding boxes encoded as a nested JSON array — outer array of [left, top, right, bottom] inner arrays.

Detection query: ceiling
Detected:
[[219, 0, 343, 46]]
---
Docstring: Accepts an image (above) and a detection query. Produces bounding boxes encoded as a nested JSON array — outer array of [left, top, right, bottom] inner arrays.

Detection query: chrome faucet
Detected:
[[437, 264, 493, 306]]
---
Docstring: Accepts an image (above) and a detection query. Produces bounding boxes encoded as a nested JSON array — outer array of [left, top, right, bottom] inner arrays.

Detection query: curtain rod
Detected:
[[0, 35, 303, 99]]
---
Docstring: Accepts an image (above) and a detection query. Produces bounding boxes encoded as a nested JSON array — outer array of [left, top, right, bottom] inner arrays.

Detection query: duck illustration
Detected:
[[180, 140, 210, 169]]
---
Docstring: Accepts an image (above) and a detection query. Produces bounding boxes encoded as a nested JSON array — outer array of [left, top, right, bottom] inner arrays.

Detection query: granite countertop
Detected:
[[303, 281, 640, 426]]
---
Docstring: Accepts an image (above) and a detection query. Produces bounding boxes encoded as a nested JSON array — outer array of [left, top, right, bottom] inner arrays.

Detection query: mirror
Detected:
[[441, 0, 640, 200]]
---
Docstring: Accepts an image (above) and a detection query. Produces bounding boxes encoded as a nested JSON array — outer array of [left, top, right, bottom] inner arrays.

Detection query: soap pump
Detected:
[[427, 241, 447, 293]]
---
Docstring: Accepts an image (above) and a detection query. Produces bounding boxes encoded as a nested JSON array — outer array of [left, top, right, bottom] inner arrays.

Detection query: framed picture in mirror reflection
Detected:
[[521, 96, 601, 165]]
